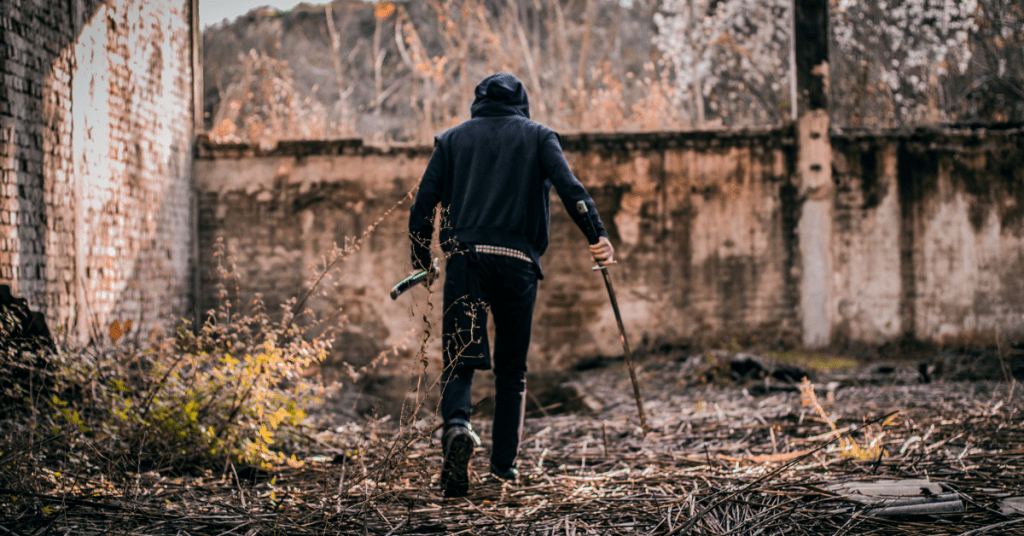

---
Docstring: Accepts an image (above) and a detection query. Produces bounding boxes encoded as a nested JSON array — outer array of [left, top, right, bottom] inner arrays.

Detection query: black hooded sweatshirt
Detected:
[[409, 73, 608, 279]]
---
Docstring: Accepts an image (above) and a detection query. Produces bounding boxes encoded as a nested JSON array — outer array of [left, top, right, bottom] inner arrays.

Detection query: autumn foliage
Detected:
[[1, 239, 331, 475]]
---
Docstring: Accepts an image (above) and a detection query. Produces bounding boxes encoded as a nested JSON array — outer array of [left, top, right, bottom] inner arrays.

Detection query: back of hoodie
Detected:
[[409, 73, 607, 279]]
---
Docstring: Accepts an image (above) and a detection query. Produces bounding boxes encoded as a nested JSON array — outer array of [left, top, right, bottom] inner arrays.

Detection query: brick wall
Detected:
[[195, 130, 801, 376], [0, 0, 77, 330], [195, 127, 1024, 376], [1, 0, 196, 341]]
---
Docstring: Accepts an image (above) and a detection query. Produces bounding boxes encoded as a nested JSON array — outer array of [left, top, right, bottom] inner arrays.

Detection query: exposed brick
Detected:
[[195, 126, 1024, 369], [1, 0, 196, 340]]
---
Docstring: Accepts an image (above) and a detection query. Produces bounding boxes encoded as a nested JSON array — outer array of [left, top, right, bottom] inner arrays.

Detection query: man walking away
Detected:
[[409, 72, 615, 498]]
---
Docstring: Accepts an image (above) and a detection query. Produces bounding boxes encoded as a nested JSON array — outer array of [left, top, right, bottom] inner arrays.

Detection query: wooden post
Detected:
[[791, 0, 833, 347]]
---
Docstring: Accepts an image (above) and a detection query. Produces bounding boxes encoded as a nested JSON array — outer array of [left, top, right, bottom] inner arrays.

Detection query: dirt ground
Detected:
[[3, 351, 1023, 535]]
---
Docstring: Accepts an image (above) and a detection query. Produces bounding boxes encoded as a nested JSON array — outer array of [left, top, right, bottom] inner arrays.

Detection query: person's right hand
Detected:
[[589, 236, 616, 266], [426, 258, 439, 286]]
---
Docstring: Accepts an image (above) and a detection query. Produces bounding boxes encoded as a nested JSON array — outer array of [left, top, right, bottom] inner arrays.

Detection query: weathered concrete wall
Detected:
[[195, 140, 432, 371], [196, 126, 1024, 373], [832, 129, 1024, 346], [195, 130, 801, 374], [550, 132, 799, 367], [1, 0, 197, 340]]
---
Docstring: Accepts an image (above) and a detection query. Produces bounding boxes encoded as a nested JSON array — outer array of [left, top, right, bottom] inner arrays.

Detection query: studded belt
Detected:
[[475, 244, 532, 264]]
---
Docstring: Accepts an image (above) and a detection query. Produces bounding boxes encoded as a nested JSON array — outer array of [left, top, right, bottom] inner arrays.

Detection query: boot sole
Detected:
[[441, 434, 474, 498], [489, 468, 519, 482]]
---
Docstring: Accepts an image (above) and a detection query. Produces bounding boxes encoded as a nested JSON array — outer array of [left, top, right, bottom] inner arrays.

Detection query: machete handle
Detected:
[[390, 257, 439, 300], [577, 200, 615, 269]]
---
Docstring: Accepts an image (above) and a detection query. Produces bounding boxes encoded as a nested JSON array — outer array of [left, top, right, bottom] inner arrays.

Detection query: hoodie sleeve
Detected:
[[539, 130, 608, 245], [409, 139, 445, 270]]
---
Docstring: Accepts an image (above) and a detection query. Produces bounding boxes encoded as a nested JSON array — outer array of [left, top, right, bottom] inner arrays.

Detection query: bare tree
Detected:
[[325, 3, 355, 132]]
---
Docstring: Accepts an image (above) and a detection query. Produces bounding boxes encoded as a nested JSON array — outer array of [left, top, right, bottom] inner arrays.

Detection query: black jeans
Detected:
[[440, 246, 538, 470]]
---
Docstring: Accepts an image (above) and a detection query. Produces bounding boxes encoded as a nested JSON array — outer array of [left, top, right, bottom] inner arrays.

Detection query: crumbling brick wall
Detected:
[[195, 126, 1024, 375], [0, 0, 77, 331], [195, 130, 801, 375], [1, 0, 196, 341]]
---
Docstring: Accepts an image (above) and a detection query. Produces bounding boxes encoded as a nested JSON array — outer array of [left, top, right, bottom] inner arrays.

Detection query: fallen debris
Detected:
[[829, 479, 964, 517], [1001, 497, 1024, 516], [1, 355, 1022, 535]]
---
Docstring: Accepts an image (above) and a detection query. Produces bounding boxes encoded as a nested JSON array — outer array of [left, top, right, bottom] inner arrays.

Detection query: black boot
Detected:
[[441, 423, 481, 498], [489, 462, 519, 482]]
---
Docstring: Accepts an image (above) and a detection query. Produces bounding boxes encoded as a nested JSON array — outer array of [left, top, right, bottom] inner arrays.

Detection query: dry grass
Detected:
[[2, 355, 1022, 535]]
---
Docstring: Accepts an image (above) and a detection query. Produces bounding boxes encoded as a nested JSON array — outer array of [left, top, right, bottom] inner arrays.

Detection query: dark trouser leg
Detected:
[[440, 253, 491, 425], [488, 260, 537, 470], [440, 365, 474, 425]]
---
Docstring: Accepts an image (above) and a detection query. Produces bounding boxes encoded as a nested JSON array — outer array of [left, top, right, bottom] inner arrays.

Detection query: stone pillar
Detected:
[[792, 0, 833, 347]]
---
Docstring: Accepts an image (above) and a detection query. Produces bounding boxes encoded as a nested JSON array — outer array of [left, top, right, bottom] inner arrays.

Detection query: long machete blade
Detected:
[[576, 201, 648, 435]]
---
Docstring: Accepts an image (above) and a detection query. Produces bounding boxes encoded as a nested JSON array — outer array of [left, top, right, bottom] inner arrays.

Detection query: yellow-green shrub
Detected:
[[44, 245, 332, 471]]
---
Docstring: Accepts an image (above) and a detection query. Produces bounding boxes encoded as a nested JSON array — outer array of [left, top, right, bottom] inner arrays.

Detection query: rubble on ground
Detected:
[[2, 351, 1022, 534]]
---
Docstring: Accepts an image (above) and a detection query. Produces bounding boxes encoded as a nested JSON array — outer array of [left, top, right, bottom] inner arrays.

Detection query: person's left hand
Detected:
[[589, 236, 616, 266]]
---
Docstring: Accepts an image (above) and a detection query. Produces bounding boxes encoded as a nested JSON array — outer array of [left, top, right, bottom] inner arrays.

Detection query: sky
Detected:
[[199, 0, 305, 28], [198, 0, 636, 29]]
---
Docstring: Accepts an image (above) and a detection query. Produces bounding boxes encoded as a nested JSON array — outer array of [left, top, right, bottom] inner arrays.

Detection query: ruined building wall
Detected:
[[1, 0, 197, 340], [195, 130, 798, 375], [831, 130, 1024, 345], [549, 132, 799, 367], [195, 127, 1024, 374]]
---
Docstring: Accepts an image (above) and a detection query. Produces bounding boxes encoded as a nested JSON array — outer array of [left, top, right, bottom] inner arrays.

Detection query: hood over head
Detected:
[[470, 73, 530, 119]]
